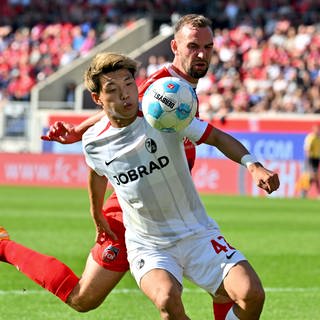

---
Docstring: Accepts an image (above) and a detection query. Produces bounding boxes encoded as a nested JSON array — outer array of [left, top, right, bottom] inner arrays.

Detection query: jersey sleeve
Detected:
[[179, 117, 213, 145], [82, 118, 109, 177], [82, 141, 105, 177]]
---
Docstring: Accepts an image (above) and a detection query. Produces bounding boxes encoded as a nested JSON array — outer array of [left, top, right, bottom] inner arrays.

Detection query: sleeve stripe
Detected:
[[97, 122, 111, 136], [196, 124, 213, 145]]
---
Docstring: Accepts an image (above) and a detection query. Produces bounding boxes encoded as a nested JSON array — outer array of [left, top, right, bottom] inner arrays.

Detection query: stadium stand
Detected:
[[0, 0, 320, 152], [1, 1, 319, 110]]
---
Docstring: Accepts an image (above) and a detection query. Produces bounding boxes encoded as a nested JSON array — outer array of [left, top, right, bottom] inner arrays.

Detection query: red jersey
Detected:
[[138, 65, 198, 170]]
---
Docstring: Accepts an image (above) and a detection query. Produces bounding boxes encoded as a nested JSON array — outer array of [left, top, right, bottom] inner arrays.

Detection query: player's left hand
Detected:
[[248, 162, 280, 194], [95, 218, 118, 243]]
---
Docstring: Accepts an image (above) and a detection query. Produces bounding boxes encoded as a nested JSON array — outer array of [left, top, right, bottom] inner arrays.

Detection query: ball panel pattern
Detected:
[[142, 77, 198, 133]]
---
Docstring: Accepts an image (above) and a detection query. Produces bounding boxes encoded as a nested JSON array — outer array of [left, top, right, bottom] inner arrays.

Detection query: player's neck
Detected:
[[109, 115, 137, 128], [171, 64, 198, 84]]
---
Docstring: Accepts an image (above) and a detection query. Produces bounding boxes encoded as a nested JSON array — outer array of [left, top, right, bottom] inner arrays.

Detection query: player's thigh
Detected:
[[77, 253, 126, 298], [140, 268, 183, 305], [183, 229, 246, 295], [127, 244, 183, 303], [218, 260, 263, 301]]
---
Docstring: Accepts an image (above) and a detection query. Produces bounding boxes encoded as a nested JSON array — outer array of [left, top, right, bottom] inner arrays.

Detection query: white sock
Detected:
[[225, 307, 240, 320]]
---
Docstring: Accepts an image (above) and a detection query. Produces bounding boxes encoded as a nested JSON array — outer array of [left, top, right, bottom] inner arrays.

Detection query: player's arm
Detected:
[[41, 111, 105, 144], [88, 168, 118, 241], [204, 126, 280, 194]]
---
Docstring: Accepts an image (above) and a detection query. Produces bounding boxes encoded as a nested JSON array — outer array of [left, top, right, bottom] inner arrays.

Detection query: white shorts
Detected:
[[127, 228, 246, 295]]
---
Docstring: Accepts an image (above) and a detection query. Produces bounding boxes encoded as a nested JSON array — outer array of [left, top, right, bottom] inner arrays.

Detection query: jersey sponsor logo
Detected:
[[145, 138, 157, 153], [113, 155, 169, 185], [102, 245, 120, 262]]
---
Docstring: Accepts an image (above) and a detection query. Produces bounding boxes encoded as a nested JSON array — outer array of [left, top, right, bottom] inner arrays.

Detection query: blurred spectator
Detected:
[[64, 81, 77, 108], [196, 70, 215, 96], [59, 44, 78, 67], [135, 67, 148, 87], [79, 28, 96, 56], [99, 17, 121, 41], [71, 25, 85, 52], [146, 55, 159, 77], [7, 71, 35, 101], [1, 0, 320, 117], [157, 55, 169, 69]]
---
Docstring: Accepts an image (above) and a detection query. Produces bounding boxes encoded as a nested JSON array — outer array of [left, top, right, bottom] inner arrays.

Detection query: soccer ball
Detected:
[[142, 77, 198, 132]]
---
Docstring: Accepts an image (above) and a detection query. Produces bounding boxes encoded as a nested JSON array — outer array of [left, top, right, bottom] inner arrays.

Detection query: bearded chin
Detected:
[[189, 67, 209, 79]]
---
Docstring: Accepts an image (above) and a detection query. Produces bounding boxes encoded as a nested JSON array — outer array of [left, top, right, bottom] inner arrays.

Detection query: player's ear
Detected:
[[171, 39, 177, 54], [91, 92, 101, 105]]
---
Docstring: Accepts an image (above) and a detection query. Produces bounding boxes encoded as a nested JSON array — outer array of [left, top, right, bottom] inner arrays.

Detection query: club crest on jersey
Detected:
[[145, 138, 157, 153], [136, 258, 145, 270], [102, 245, 119, 262]]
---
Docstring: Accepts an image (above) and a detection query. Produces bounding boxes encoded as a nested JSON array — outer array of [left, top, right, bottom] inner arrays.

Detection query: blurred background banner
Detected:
[[192, 158, 304, 198], [0, 113, 319, 197], [0, 1, 320, 198], [0, 153, 87, 188], [0, 153, 311, 198]]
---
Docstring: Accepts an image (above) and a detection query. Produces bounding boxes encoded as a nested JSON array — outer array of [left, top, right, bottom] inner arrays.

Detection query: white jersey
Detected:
[[83, 109, 219, 247]]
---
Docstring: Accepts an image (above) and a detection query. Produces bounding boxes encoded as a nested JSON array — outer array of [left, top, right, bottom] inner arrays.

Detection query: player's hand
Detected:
[[95, 218, 118, 243], [248, 162, 280, 194], [41, 121, 82, 144]]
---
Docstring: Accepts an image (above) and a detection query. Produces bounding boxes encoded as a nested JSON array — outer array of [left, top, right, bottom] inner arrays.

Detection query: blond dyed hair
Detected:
[[84, 52, 138, 94]]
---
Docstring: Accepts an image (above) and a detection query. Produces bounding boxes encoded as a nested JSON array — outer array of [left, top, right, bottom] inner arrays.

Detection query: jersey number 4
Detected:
[[210, 235, 235, 254]]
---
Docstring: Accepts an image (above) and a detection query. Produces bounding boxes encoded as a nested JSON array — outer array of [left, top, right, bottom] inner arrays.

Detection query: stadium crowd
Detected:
[[0, 0, 320, 116], [197, 20, 320, 118]]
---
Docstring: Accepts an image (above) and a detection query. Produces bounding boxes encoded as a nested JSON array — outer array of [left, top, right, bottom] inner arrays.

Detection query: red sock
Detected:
[[0, 240, 79, 302], [213, 302, 233, 320]]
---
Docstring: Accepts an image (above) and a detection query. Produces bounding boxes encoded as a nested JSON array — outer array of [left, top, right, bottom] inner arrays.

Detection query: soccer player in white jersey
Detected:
[[40, 15, 235, 319], [0, 15, 279, 319], [82, 52, 280, 320], [2, 15, 237, 318]]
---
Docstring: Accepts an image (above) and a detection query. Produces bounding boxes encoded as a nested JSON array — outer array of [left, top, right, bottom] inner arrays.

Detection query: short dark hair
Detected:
[[174, 14, 212, 35]]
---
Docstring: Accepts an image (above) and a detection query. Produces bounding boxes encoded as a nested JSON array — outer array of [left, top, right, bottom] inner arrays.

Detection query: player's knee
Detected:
[[248, 284, 265, 305], [68, 300, 101, 313], [154, 289, 185, 318], [67, 292, 104, 312], [239, 283, 265, 310]]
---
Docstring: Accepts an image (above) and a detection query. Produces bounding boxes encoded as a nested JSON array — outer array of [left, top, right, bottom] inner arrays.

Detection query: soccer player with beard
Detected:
[[43, 14, 233, 317], [47, 16, 238, 317], [80, 52, 279, 319], [0, 15, 268, 319]]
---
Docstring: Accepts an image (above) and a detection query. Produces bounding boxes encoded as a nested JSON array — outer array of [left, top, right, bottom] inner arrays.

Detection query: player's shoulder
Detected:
[[180, 117, 212, 144], [138, 66, 171, 98], [184, 117, 210, 131], [147, 66, 171, 82], [83, 115, 110, 144]]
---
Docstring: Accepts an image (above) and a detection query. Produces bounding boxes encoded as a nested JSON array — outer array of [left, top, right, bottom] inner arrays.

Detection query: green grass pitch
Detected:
[[0, 185, 319, 319]]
